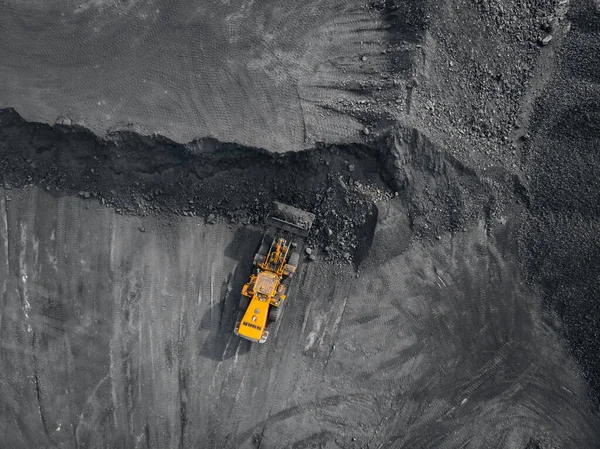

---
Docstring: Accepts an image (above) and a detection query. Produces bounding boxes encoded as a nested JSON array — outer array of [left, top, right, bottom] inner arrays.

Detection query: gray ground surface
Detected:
[[1, 188, 599, 448], [519, 0, 600, 414], [0, 0, 399, 151], [2, 0, 600, 448]]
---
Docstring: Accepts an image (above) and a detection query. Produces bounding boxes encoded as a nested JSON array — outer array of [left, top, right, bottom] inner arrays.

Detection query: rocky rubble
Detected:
[[0, 109, 393, 265], [0, 108, 521, 267]]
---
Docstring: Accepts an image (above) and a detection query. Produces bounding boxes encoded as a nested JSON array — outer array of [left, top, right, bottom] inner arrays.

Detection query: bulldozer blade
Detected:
[[266, 201, 315, 237]]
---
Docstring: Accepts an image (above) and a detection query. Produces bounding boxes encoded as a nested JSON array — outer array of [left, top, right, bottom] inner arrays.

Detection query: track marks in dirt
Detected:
[[298, 6, 394, 143], [327, 218, 600, 448], [231, 392, 374, 448], [0, 0, 413, 151], [1, 188, 599, 447], [0, 188, 115, 449]]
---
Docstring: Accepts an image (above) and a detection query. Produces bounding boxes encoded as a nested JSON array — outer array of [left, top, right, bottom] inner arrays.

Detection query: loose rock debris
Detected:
[[0, 108, 519, 266]]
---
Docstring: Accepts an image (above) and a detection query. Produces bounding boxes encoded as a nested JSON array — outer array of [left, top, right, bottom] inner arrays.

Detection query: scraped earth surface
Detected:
[[0, 0, 422, 150], [1, 190, 599, 448], [2, 0, 600, 448]]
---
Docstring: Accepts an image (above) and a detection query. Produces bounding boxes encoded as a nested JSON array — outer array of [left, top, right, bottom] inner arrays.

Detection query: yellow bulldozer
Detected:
[[234, 202, 315, 343]]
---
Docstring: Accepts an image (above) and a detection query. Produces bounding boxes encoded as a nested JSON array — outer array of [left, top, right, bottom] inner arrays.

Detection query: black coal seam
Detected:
[[0, 107, 521, 261], [0, 108, 392, 208]]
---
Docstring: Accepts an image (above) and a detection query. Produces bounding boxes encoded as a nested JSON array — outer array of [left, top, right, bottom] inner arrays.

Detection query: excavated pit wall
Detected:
[[0, 108, 518, 266]]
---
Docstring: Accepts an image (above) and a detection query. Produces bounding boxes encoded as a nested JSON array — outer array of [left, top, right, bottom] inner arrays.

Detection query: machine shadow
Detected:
[[198, 226, 263, 361]]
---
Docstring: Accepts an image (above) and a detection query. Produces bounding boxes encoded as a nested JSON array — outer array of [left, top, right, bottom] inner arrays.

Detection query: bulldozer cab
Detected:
[[254, 271, 279, 297]]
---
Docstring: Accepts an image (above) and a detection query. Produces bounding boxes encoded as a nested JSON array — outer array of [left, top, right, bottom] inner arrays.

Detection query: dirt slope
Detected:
[[1, 187, 598, 448], [519, 0, 600, 412]]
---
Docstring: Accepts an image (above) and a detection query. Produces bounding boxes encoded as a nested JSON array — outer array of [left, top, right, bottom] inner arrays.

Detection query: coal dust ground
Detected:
[[2, 0, 600, 448], [2, 184, 600, 449]]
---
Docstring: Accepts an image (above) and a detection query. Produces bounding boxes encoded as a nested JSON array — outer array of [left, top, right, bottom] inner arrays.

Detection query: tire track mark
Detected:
[[0, 189, 9, 342], [177, 256, 195, 449], [229, 393, 371, 449], [31, 330, 58, 448]]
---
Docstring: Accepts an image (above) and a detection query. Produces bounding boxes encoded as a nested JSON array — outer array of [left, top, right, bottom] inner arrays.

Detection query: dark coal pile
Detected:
[[0, 108, 390, 262], [0, 108, 515, 266]]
